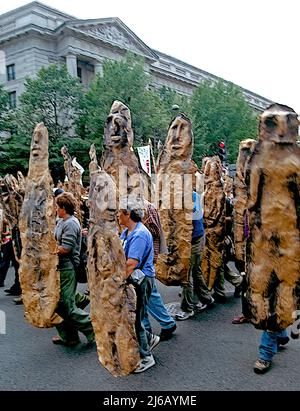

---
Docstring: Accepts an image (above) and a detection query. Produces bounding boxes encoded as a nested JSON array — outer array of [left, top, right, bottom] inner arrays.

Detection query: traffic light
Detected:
[[218, 141, 226, 163]]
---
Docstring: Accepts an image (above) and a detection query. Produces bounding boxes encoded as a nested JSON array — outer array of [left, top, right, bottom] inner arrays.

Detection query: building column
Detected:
[[94, 61, 103, 77], [66, 54, 77, 77]]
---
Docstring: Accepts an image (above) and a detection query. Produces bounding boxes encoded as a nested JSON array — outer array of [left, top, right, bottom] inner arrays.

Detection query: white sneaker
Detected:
[[13, 296, 23, 305], [133, 355, 155, 373], [149, 334, 160, 351], [175, 310, 195, 321], [195, 302, 207, 311]]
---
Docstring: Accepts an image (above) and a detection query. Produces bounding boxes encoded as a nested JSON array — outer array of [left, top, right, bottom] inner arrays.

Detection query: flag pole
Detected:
[[148, 138, 157, 174]]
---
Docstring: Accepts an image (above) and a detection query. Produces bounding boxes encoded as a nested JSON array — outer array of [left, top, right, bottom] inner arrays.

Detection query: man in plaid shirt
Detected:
[[142, 200, 177, 341]]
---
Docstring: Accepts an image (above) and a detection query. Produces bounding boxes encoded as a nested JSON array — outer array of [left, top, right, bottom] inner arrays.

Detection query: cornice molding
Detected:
[[62, 18, 158, 62]]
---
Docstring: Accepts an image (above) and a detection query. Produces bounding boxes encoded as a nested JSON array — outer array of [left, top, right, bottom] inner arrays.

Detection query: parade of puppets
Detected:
[[0, 101, 299, 376]]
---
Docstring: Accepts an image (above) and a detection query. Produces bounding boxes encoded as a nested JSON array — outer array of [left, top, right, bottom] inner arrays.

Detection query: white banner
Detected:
[[137, 145, 151, 177], [72, 157, 84, 175], [72, 157, 84, 185]]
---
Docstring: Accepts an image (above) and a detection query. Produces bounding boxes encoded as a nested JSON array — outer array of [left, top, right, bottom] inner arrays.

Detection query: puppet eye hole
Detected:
[[265, 116, 277, 128]]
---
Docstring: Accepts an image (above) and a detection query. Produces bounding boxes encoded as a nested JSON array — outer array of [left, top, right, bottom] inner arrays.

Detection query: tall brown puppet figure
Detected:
[[245, 104, 300, 374], [18, 123, 61, 327], [88, 156, 140, 376], [155, 114, 194, 286], [101, 100, 144, 209], [232, 138, 256, 324]]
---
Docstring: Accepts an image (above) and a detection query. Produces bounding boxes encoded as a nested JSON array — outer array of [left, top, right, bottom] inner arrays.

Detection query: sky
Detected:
[[1, 0, 299, 113]]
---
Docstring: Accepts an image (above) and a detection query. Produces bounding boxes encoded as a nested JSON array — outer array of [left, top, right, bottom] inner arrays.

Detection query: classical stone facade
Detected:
[[0, 1, 272, 111]]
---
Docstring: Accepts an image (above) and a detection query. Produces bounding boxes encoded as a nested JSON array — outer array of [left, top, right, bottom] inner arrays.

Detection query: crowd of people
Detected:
[[1, 103, 299, 377], [0, 164, 247, 375]]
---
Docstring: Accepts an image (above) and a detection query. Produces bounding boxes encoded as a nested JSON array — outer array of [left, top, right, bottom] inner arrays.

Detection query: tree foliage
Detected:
[[0, 57, 259, 180], [190, 79, 258, 164], [0, 85, 11, 132], [18, 64, 83, 142], [0, 65, 84, 179], [79, 53, 174, 152]]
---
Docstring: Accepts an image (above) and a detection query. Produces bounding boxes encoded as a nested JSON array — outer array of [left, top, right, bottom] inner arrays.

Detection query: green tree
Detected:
[[158, 86, 190, 118], [0, 130, 30, 176], [0, 85, 10, 132], [78, 53, 171, 154], [190, 79, 258, 164], [0, 86, 18, 175], [0, 65, 84, 179], [18, 64, 83, 142]]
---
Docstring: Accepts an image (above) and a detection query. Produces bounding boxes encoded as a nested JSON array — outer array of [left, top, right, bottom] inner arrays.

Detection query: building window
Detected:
[[77, 66, 82, 82], [6, 64, 15, 81], [9, 91, 17, 109]]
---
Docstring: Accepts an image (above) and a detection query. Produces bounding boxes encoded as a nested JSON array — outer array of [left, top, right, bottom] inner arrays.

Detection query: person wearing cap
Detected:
[[53, 187, 64, 197], [119, 204, 160, 373]]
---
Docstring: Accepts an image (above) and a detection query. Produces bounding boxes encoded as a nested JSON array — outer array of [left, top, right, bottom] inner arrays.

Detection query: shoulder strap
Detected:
[[139, 246, 152, 271]]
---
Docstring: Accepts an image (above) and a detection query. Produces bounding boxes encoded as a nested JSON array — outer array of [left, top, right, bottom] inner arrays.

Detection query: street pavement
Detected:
[[1, 267, 300, 392]]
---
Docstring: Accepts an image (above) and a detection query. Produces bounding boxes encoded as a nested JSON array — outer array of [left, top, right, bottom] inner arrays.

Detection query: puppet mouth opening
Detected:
[[32, 148, 40, 157], [111, 136, 121, 143]]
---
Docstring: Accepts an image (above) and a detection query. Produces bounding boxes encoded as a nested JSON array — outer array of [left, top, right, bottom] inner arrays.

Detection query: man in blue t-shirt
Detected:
[[176, 191, 214, 321], [119, 205, 160, 373]]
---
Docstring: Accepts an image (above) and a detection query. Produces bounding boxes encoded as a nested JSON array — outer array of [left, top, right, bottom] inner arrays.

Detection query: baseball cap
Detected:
[[53, 188, 64, 197]]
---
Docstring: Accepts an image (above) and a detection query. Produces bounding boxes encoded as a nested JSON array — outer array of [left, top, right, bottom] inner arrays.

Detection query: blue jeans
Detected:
[[143, 280, 176, 333], [259, 329, 288, 361]]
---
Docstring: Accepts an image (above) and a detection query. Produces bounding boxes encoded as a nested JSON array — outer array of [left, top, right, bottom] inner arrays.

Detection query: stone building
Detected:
[[0, 1, 272, 111]]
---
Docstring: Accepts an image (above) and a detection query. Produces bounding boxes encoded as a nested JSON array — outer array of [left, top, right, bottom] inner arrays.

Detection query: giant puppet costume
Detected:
[[88, 131, 140, 376], [201, 155, 226, 290], [245, 104, 300, 331], [0, 173, 26, 274], [18, 123, 61, 327], [0, 174, 24, 231], [101, 100, 144, 209], [60, 145, 87, 224], [233, 138, 256, 271], [155, 114, 194, 286]]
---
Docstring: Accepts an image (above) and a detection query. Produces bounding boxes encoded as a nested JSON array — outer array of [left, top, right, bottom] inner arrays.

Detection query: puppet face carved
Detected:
[[31, 123, 48, 160], [166, 115, 193, 159], [239, 139, 256, 151], [204, 156, 222, 181], [259, 104, 299, 144], [238, 139, 256, 167], [61, 145, 69, 161], [104, 101, 133, 148], [93, 171, 117, 222], [89, 143, 97, 163]]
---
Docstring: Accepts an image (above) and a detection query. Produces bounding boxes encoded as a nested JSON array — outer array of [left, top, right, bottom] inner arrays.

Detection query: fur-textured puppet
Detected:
[[101, 100, 144, 209], [233, 139, 256, 271], [245, 103, 300, 331], [87, 146, 140, 376], [201, 155, 226, 289], [19, 123, 61, 327], [0, 173, 25, 263], [60, 145, 87, 223], [155, 114, 194, 285]]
